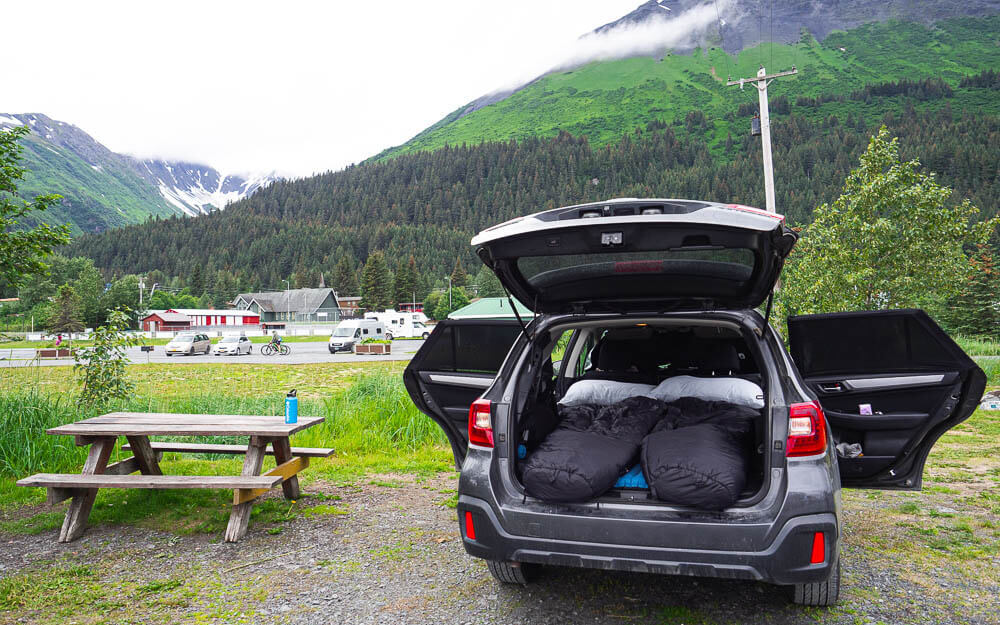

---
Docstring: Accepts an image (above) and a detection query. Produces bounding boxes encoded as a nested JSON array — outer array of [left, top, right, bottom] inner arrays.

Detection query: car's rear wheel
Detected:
[[385, 332, 393, 340], [486, 560, 533, 586], [421, 332, 429, 339], [792, 559, 840, 606]]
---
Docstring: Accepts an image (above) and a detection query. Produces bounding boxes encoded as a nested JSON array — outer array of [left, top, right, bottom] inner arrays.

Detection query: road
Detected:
[[0, 339, 425, 367]]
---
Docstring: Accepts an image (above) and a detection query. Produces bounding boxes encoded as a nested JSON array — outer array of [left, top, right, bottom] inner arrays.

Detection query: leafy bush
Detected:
[[74, 310, 139, 406], [359, 338, 391, 345]]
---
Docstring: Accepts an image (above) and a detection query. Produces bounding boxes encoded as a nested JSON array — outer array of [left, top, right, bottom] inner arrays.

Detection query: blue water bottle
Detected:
[[285, 389, 298, 424]]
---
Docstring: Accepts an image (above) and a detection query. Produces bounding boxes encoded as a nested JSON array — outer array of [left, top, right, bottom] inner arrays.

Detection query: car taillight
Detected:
[[786, 401, 827, 457], [468, 399, 494, 448]]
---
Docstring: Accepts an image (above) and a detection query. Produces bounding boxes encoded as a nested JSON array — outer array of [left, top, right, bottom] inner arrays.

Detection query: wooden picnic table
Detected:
[[16, 412, 334, 543]]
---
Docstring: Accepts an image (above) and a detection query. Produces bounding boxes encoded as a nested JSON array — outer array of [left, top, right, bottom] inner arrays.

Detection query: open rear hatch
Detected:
[[472, 199, 797, 314]]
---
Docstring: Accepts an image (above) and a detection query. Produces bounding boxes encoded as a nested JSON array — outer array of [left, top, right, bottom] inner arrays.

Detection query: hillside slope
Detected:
[[379, 15, 1000, 159], [0, 113, 275, 234]]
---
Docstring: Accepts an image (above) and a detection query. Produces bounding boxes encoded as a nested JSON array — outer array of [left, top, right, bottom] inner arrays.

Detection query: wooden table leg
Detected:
[[271, 437, 301, 500], [224, 436, 267, 543], [59, 436, 115, 542], [125, 435, 163, 475]]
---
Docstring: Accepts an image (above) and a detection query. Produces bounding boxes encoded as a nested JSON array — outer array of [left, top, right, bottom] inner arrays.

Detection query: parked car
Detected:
[[328, 319, 385, 353], [403, 198, 985, 606], [213, 334, 252, 356], [165, 333, 211, 356]]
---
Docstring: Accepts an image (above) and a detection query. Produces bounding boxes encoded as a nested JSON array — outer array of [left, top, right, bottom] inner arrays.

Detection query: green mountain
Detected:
[[2, 113, 180, 235], [379, 16, 1000, 160], [1, 113, 277, 236]]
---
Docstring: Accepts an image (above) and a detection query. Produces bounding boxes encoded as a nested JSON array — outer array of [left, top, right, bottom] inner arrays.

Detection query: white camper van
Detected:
[[363, 310, 431, 340], [329, 319, 385, 353]]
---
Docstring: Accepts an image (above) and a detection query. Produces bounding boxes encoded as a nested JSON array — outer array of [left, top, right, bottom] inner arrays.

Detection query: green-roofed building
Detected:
[[446, 297, 533, 320]]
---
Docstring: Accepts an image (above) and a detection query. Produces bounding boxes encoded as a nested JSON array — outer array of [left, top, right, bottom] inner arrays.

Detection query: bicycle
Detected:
[[261, 342, 291, 356]]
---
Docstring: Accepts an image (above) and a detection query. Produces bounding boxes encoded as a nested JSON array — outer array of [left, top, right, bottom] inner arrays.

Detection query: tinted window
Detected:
[[789, 311, 966, 376], [420, 323, 522, 373], [517, 249, 754, 287]]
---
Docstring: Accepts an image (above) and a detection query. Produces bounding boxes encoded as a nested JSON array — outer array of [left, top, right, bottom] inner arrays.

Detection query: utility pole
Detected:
[[727, 66, 798, 213]]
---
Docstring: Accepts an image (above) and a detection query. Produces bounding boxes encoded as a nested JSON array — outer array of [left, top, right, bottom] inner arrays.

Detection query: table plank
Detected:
[[19, 473, 282, 490], [122, 442, 335, 458], [47, 414, 324, 437]]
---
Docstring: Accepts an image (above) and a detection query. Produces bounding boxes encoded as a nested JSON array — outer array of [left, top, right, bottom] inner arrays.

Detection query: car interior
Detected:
[[512, 320, 770, 506]]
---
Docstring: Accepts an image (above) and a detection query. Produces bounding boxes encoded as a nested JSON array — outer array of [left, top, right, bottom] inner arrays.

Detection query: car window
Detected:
[[419, 323, 522, 374], [354, 329, 362, 338]]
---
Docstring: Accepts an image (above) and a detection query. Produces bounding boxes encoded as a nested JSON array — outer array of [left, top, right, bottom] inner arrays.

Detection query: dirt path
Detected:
[[1, 474, 997, 625]]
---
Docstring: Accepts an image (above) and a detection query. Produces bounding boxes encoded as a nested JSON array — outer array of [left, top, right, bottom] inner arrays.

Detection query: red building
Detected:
[[141, 309, 260, 332], [141, 311, 193, 332]]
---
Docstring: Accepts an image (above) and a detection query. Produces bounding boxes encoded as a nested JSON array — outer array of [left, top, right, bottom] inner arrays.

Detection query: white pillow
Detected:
[[647, 375, 765, 409], [557, 379, 656, 407]]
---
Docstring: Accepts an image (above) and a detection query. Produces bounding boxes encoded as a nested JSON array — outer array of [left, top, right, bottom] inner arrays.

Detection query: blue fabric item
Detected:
[[614, 464, 648, 489], [517, 444, 527, 459]]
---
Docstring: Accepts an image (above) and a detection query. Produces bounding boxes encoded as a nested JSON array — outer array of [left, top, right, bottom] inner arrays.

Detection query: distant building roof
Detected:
[[235, 288, 340, 314], [447, 297, 533, 320], [150, 309, 254, 317], [143, 311, 191, 323]]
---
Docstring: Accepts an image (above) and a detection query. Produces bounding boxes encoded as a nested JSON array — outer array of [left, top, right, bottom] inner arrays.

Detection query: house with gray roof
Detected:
[[233, 288, 342, 323]]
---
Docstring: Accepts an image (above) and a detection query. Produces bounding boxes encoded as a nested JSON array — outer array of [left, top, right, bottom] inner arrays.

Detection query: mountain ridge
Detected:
[[0, 113, 276, 233], [376, 0, 1000, 159]]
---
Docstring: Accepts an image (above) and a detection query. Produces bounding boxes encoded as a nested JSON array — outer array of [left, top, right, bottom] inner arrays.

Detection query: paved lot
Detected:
[[0, 339, 425, 367]]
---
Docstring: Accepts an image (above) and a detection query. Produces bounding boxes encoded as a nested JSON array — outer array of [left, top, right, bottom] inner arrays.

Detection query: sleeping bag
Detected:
[[641, 397, 757, 510], [521, 396, 666, 502]]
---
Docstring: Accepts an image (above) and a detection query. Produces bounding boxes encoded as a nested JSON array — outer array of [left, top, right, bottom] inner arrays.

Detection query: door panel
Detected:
[[788, 309, 985, 489], [403, 319, 523, 467]]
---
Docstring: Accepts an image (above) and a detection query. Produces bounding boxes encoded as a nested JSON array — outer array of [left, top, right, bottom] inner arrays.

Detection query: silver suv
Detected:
[[404, 198, 984, 606]]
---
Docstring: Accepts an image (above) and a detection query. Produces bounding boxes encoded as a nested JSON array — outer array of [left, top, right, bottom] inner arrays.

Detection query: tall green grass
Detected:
[[957, 337, 1000, 357], [0, 371, 445, 478]]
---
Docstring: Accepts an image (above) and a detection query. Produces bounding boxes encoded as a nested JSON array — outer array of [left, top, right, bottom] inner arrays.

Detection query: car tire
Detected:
[[486, 560, 533, 586], [421, 332, 429, 339], [166, 353, 172, 357], [385, 332, 393, 341], [792, 558, 840, 606]]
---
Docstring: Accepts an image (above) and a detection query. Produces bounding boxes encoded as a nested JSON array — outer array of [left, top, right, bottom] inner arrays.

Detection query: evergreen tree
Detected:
[[47, 285, 84, 335], [333, 256, 360, 297], [393, 255, 419, 308], [100, 275, 141, 326], [360, 251, 393, 311], [941, 244, 1000, 339], [189, 264, 204, 296], [450, 257, 468, 289]]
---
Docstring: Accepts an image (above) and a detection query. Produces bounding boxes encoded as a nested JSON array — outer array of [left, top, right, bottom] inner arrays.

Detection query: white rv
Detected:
[[329, 319, 386, 353], [363, 310, 431, 340]]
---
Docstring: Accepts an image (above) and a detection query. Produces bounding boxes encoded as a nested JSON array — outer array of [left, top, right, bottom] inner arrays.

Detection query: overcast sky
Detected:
[[3, 0, 643, 177]]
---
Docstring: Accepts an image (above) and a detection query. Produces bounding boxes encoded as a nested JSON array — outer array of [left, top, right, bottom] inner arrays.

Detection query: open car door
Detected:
[[788, 309, 985, 489], [403, 319, 523, 468]]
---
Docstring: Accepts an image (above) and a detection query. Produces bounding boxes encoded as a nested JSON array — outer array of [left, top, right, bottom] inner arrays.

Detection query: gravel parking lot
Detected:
[[2, 465, 996, 625]]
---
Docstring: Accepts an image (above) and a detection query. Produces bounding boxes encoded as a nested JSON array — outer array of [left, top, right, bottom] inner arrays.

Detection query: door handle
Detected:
[[818, 382, 844, 393]]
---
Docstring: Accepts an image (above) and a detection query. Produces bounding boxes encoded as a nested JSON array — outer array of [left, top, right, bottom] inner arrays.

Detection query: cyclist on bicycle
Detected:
[[270, 330, 282, 347]]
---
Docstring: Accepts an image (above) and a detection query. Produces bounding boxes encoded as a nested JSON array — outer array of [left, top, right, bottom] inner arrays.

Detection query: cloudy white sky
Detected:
[[3, 0, 645, 178]]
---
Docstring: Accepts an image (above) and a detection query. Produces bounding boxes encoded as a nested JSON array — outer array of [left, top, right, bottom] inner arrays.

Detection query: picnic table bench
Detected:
[[16, 412, 334, 543]]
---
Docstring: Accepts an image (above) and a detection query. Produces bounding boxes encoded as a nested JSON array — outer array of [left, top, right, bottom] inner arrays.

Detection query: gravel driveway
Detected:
[[2, 471, 996, 625]]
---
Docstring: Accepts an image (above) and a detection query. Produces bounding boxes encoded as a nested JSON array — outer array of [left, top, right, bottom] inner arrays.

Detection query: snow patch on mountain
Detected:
[[136, 159, 277, 216]]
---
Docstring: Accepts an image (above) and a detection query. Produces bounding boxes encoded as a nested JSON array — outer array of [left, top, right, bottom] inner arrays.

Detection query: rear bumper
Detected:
[[457, 496, 838, 585]]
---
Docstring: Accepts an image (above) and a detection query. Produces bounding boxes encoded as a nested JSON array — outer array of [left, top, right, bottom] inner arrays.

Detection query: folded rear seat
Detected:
[[521, 396, 666, 502]]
